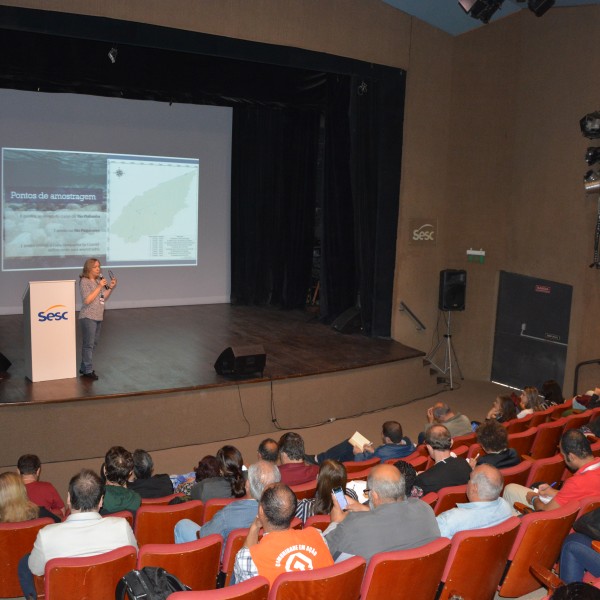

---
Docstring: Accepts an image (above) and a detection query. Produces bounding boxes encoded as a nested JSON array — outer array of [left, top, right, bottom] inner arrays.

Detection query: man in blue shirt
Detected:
[[174, 460, 280, 544], [311, 421, 415, 464], [436, 464, 513, 538]]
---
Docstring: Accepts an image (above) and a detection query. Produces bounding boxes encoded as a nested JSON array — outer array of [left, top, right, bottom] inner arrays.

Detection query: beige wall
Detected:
[[396, 8, 600, 391], [2, 0, 598, 392]]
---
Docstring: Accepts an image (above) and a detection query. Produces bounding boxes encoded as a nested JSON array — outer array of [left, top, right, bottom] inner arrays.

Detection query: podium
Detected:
[[23, 280, 77, 382]]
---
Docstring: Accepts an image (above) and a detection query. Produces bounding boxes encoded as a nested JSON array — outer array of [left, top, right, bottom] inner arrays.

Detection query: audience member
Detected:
[[559, 532, 600, 585], [324, 464, 440, 561], [503, 430, 600, 511], [101, 446, 141, 515], [393, 460, 420, 497], [436, 464, 513, 538], [18, 469, 137, 599], [175, 455, 220, 496], [469, 419, 521, 469], [257, 438, 279, 463], [486, 395, 518, 423], [295, 459, 357, 523], [313, 421, 415, 464], [542, 379, 565, 407], [127, 449, 174, 499], [190, 445, 246, 503], [17, 454, 65, 519], [175, 460, 280, 544], [0, 472, 56, 523], [517, 386, 545, 418], [278, 432, 319, 486], [573, 389, 600, 413], [413, 425, 471, 494], [233, 483, 333, 585], [418, 402, 472, 444]]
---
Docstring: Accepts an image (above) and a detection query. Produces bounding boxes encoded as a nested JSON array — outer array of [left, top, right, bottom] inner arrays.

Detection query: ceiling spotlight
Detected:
[[581, 112, 600, 139], [108, 47, 118, 64], [584, 169, 600, 194], [458, 0, 505, 24], [527, 0, 555, 16], [586, 147, 600, 167], [516, 0, 555, 16]]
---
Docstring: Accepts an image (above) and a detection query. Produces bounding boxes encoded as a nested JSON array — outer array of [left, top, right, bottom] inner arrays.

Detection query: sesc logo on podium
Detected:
[[409, 218, 437, 246], [38, 304, 69, 322]]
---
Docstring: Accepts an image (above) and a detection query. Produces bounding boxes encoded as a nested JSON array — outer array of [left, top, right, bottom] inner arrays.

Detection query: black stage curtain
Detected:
[[231, 107, 320, 308], [320, 74, 404, 336], [320, 76, 356, 324], [349, 75, 379, 336], [0, 7, 405, 337]]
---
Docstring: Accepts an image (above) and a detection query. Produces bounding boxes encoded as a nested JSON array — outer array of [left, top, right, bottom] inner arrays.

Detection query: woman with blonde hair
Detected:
[[78, 257, 117, 380], [0, 472, 40, 523], [517, 386, 546, 418]]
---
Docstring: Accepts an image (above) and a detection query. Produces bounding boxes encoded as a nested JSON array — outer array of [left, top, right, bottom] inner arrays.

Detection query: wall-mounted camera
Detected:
[[580, 111, 600, 139]]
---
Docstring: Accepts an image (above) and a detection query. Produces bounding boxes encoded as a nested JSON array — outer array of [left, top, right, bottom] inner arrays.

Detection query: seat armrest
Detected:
[[513, 502, 534, 515], [529, 563, 564, 593]]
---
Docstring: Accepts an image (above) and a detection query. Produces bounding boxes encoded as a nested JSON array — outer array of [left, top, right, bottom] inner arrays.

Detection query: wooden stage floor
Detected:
[[0, 304, 423, 405]]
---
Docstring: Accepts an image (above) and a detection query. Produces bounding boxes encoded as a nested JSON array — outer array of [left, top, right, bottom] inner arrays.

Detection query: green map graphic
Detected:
[[111, 170, 196, 242]]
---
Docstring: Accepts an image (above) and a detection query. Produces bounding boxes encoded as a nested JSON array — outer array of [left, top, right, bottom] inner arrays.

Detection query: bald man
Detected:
[[418, 402, 472, 444], [436, 464, 513, 538], [413, 425, 472, 494], [325, 464, 440, 561]]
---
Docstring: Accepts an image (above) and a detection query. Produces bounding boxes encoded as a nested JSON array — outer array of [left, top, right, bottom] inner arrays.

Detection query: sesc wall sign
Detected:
[[409, 218, 437, 245]]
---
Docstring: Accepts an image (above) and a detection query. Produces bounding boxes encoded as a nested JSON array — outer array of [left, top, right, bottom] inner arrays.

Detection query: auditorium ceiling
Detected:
[[383, 0, 600, 35]]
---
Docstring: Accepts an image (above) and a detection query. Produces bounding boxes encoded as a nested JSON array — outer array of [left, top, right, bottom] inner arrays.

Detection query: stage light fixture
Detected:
[[580, 111, 600, 139], [458, 0, 505, 24], [586, 147, 600, 167], [108, 47, 118, 64], [584, 169, 600, 194], [527, 0, 555, 16], [516, 0, 555, 16]]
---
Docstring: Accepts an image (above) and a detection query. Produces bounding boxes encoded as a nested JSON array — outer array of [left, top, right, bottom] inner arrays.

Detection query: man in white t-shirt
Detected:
[[19, 468, 137, 599]]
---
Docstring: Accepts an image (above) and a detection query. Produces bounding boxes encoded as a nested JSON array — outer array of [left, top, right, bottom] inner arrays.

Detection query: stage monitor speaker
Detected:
[[331, 306, 361, 334], [214, 345, 266, 377], [439, 269, 467, 311], [0, 352, 11, 373]]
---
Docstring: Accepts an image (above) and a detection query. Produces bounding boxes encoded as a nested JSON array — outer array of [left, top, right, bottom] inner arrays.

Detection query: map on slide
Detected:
[[108, 158, 198, 263]]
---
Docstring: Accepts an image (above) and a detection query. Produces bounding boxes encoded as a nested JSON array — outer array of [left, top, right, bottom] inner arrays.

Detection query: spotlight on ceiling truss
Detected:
[[517, 0, 556, 17], [586, 147, 600, 167], [458, 0, 505, 24], [584, 169, 600, 194], [581, 112, 600, 140]]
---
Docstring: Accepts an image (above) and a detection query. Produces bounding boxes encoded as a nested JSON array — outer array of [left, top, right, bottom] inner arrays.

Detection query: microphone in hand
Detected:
[[99, 273, 110, 290]]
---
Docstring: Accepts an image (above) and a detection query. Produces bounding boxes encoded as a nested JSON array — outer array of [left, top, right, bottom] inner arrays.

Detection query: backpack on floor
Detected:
[[115, 566, 190, 600]]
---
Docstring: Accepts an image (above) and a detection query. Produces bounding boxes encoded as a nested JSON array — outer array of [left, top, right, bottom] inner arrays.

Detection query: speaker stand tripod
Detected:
[[426, 311, 463, 390]]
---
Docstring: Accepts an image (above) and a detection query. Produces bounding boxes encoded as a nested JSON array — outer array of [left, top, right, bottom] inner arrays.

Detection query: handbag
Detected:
[[573, 507, 600, 540]]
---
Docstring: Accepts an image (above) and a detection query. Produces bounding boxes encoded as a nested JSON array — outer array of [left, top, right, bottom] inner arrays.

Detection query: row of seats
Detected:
[[5, 402, 596, 599], [503, 400, 600, 434], [395, 406, 600, 475], [0, 500, 304, 599], [14, 495, 593, 600]]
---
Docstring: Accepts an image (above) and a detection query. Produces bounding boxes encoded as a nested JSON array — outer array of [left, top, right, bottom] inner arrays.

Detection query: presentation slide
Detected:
[[0, 89, 232, 314], [3, 148, 199, 270]]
